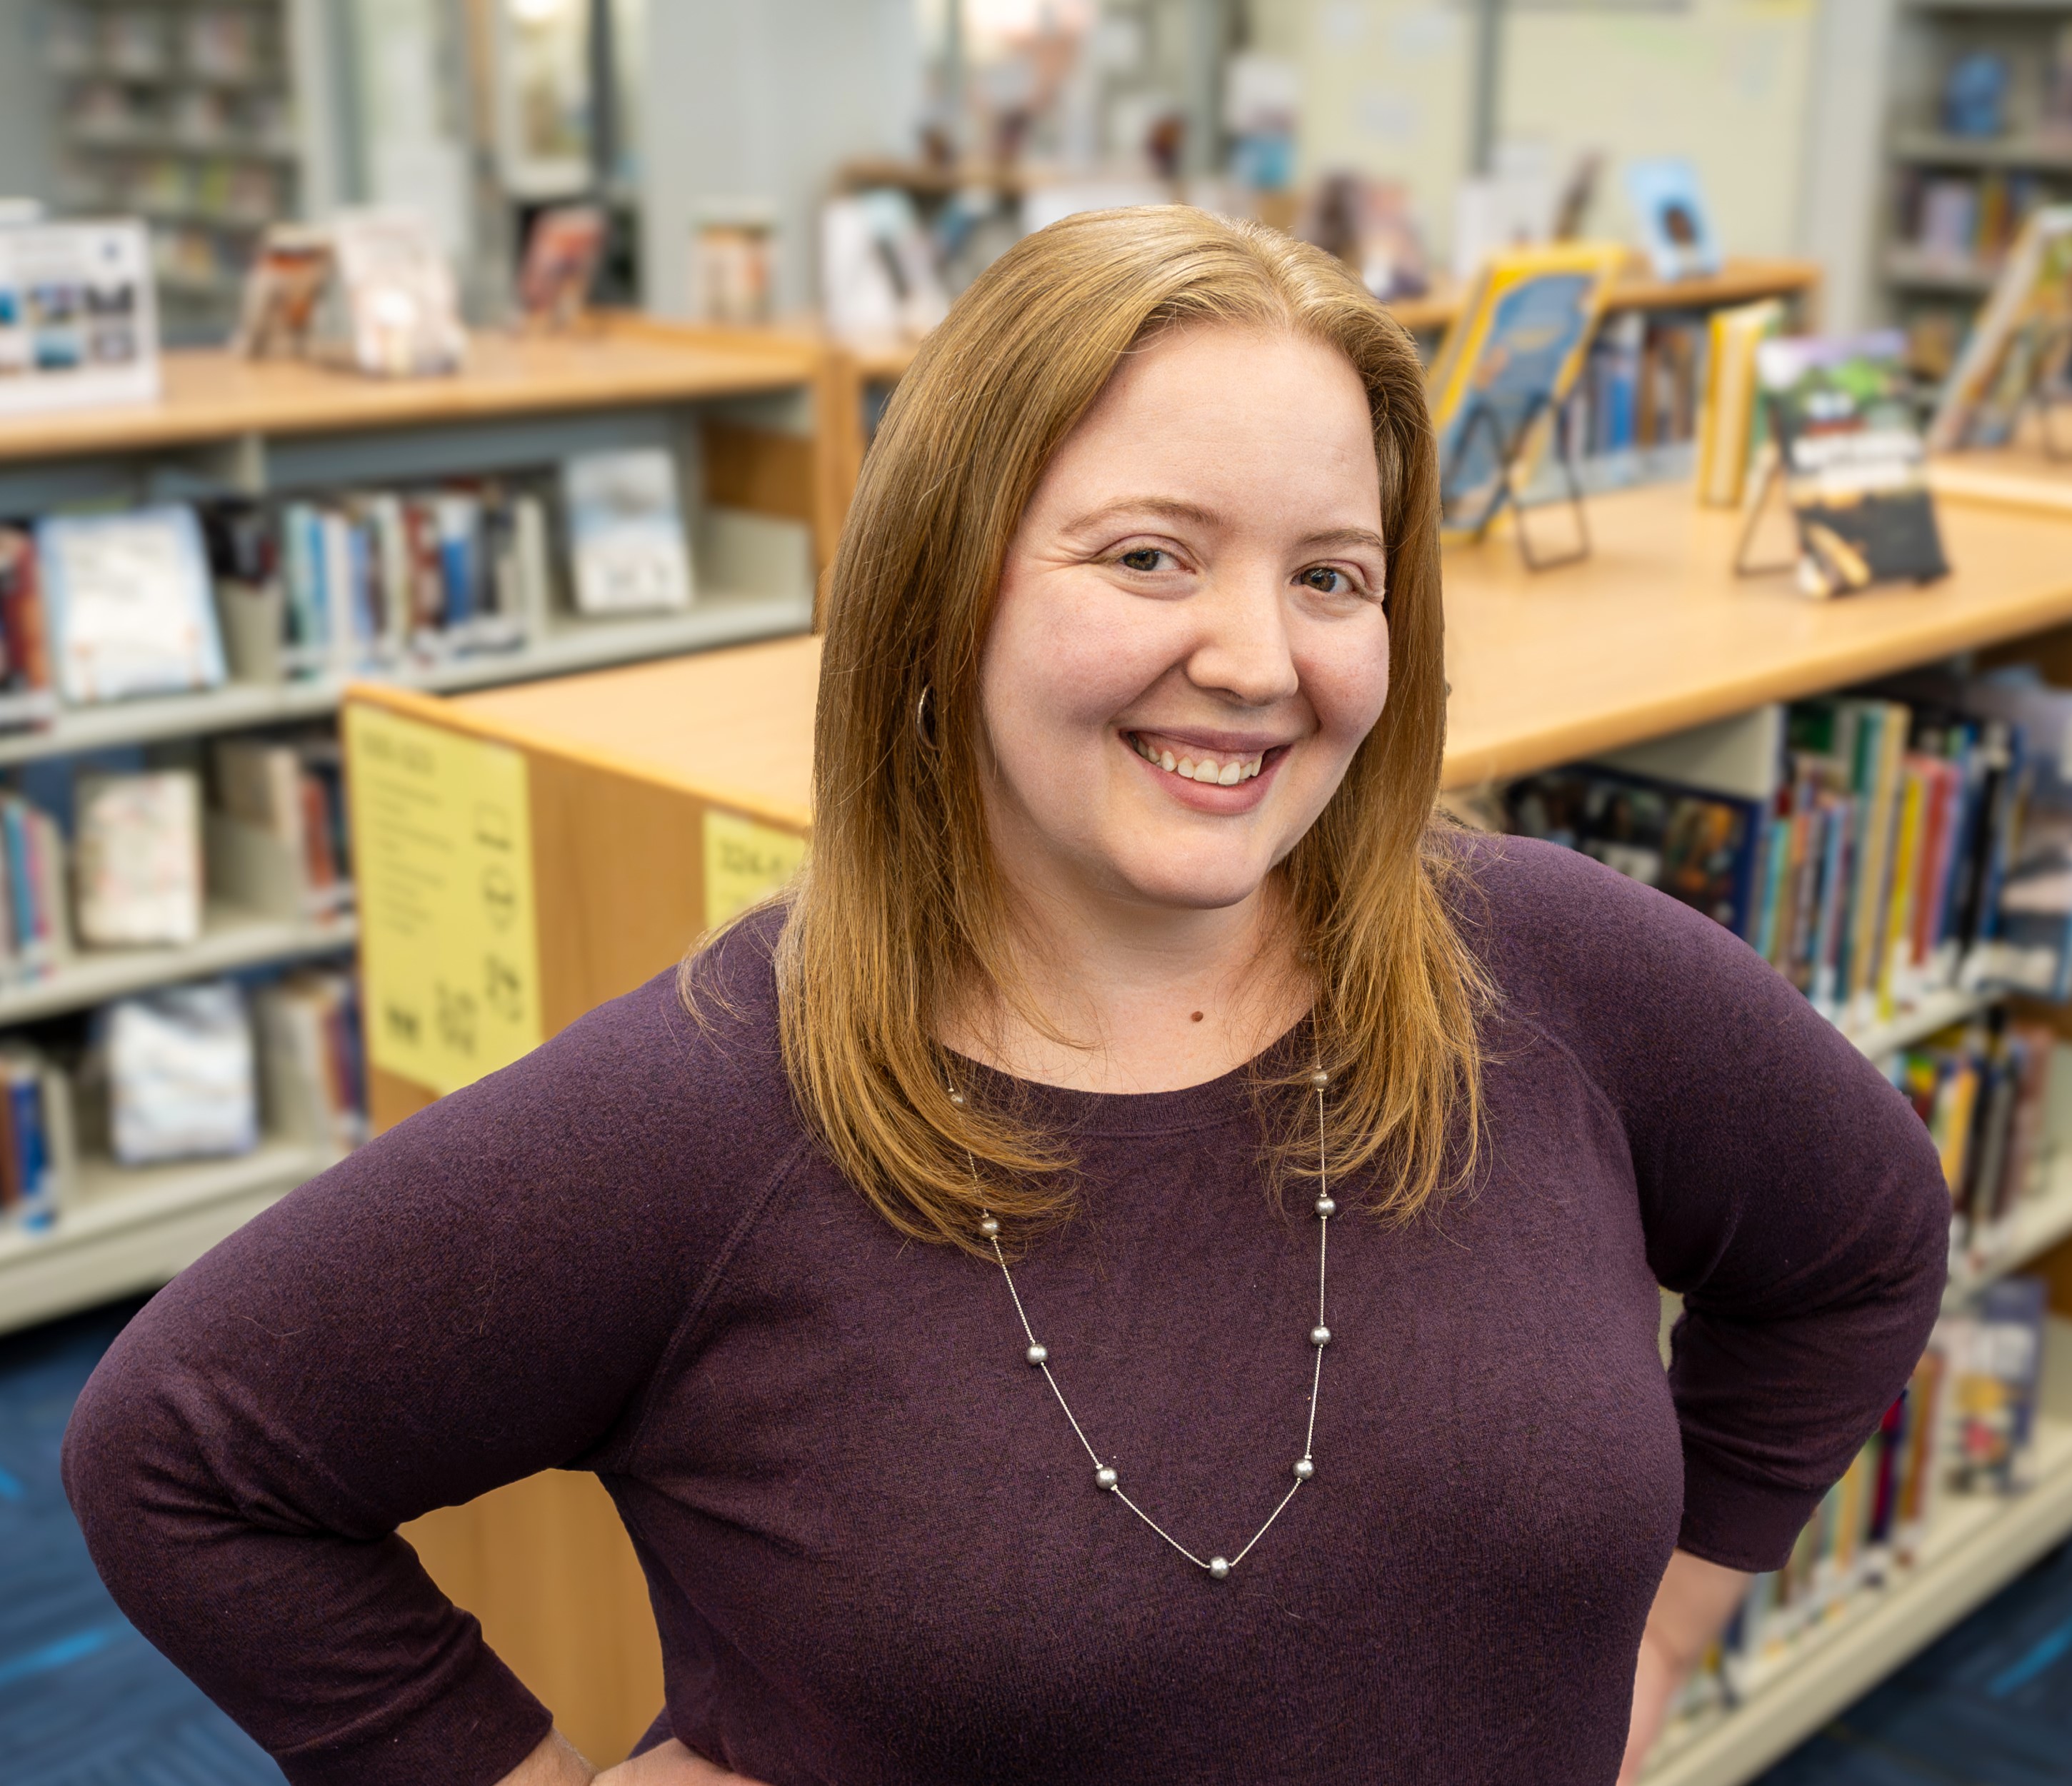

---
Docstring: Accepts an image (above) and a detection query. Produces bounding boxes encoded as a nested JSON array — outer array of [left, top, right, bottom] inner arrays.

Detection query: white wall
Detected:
[[639, 0, 921, 316], [1258, 0, 1886, 296], [0, 0, 57, 207]]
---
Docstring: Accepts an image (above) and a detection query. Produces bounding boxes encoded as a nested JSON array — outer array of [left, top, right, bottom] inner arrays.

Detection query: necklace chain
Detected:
[[966, 1071, 1336, 1582]]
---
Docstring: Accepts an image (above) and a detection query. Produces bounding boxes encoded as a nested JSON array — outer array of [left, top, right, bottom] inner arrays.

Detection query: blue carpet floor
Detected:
[[3, 1296, 2070, 1784], [0, 1298, 285, 1786]]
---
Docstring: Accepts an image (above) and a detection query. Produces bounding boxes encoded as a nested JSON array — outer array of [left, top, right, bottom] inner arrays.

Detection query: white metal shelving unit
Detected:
[[1646, 1319, 2072, 1786]]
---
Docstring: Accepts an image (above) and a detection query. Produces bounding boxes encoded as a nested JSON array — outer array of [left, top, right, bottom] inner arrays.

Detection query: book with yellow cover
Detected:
[[1927, 205, 2072, 453], [1694, 297, 1784, 508], [1427, 241, 1627, 523]]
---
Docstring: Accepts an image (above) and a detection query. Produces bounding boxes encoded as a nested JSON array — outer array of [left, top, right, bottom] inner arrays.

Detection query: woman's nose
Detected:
[[1183, 573, 1301, 708]]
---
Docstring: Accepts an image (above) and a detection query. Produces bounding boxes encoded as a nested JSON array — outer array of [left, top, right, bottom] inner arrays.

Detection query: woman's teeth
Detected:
[[1129, 734, 1264, 786]]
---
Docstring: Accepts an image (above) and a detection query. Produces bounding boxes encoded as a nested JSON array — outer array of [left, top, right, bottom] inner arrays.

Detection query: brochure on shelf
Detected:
[[1623, 158, 1722, 282], [330, 208, 467, 380], [561, 448, 695, 616], [0, 218, 159, 416], [1748, 333, 1949, 598], [35, 505, 227, 704]]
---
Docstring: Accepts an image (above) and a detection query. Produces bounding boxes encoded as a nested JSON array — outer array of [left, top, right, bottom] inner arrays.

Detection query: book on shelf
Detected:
[[0, 528, 58, 733], [74, 768, 203, 948], [1623, 157, 1721, 282], [0, 788, 73, 983], [1693, 298, 1784, 508], [1926, 204, 2072, 453], [255, 968, 365, 1154], [1940, 1275, 2050, 1495], [1504, 686, 2026, 1033], [0, 1043, 69, 1230], [35, 505, 228, 703], [1426, 241, 1627, 518], [211, 733, 351, 917], [1891, 1015, 2057, 1264], [330, 208, 466, 379], [561, 449, 696, 617], [1753, 333, 1949, 597], [101, 980, 257, 1165]]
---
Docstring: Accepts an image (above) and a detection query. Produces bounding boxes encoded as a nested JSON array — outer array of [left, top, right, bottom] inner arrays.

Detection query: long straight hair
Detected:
[[695, 206, 1486, 1251]]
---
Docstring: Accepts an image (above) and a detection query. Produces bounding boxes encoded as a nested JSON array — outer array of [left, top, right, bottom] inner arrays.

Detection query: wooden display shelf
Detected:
[[1441, 481, 2072, 788], [453, 483, 2072, 799], [1382, 256, 1821, 336], [0, 319, 823, 465]]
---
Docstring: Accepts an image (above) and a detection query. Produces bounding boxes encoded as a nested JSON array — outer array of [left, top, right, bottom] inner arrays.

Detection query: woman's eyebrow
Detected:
[[1298, 527, 1388, 555], [1061, 496, 1223, 534]]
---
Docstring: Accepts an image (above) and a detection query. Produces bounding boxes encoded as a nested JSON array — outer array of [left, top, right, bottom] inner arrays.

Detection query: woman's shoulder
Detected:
[[1437, 825, 1807, 1061]]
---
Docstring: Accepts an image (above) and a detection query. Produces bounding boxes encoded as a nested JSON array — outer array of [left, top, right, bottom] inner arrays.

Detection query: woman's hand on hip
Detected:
[[598, 1738, 770, 1786], [500, 1731, 769, 1786]]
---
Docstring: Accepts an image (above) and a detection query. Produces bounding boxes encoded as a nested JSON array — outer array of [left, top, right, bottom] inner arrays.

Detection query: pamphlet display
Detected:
[[1426, 241, 1627, 561], [330, 209, 467, 379], [1623, 159, 1722, 282], [0, 219, 158, 416], [517, 205, 607, 332], [36, 506, 228, 703], [561, 448, 695, 616], [1744, 333, 1950, 598], [1926, 206, 2072, 453]]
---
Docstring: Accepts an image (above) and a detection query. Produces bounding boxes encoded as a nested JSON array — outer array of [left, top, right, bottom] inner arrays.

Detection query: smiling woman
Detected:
[[62, 209, 1950, 1786]]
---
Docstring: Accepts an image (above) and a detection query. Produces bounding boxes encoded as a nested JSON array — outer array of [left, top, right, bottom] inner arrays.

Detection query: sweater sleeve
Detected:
[[61, 957, 794, 1786], [1470, 836, 1951, 1571]]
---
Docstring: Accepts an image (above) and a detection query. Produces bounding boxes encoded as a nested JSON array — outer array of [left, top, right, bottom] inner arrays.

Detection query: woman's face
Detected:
[[979, 323, 1390, 920]]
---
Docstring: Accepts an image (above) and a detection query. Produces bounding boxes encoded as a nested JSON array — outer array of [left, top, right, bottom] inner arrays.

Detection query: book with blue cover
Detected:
[[36, 505, 226, 703]]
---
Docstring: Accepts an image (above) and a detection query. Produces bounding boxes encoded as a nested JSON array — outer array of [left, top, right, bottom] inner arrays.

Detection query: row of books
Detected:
[[45, 6, 282, 84], [0, 968, 365, 1230], [1899, 170, 2056, 271], [1504, 686, 2026, 1033], [1556, 312, 1709, 462], [1686, 1277, 2053, 1699], [0, 746, 348, 988], [61, 153, 286, 226], [70, 80, 296, 157], [0, 445, 696, 726], [1892, 1016, 2056, 1265]]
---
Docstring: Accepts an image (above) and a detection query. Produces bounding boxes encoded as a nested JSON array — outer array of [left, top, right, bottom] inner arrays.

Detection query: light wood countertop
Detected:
[[0, 320, 824, 464], [449, 478, 2072, 804]]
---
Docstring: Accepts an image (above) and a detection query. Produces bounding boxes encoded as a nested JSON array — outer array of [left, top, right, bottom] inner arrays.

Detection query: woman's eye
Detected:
[[1118, 547, 1168, 573], [1298, 566, 1353, 595]]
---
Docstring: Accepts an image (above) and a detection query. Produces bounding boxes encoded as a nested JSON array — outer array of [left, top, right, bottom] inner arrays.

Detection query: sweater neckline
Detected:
[[944, 1014, 1315, 1139]]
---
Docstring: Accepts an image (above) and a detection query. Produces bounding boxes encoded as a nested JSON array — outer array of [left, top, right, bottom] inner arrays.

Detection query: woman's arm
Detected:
[[63, 967, 792, 1786], [1617, 1550, 1753, 1783]]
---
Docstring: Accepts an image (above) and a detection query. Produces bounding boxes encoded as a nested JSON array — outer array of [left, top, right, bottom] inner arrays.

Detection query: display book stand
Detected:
[[1439, 390, 1593, 573]]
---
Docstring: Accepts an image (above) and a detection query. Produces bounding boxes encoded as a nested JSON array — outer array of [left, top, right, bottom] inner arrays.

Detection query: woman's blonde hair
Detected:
[[697, 206, 1486, 1250]]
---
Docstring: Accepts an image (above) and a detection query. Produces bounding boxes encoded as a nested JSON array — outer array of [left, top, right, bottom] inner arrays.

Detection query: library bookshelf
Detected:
[[335, 462, 2072, 1768], [0, 321, 836, 1340]]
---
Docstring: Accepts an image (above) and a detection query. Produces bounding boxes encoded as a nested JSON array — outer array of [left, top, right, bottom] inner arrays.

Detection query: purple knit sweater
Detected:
[[62, 835, 1948, 1786]]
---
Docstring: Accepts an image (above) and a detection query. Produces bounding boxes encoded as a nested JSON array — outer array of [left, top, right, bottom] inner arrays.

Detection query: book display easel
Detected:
[[349, 474, 2072, 1775], [0, 319, 837, 1337]]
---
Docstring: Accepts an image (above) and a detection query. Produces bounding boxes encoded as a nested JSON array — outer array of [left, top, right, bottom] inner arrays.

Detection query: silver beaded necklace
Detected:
[[956, 1065, 1336, 1582]]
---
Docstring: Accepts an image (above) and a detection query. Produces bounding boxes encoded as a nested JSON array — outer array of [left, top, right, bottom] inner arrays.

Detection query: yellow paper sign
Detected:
[[346, 703, 541, 1095], [704, 807, 807, 928]]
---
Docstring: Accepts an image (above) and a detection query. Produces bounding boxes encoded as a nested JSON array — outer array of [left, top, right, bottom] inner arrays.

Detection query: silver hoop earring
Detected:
[[915, 683, 939, 751]]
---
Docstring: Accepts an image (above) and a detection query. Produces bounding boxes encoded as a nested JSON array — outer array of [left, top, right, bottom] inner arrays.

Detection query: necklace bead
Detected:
[[1293, 1457, 1316, 1480], [1025, 1343, 1048, 1365], [979, 1216, 1000, 1239], [1208, 1556, 1232, 1580], [1315, 1195, 1336, 1218], [1307, 1067, 1331, 1088], [1095, 1465, 1119, 1491], [1310, 1325, 1332, 1348]]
